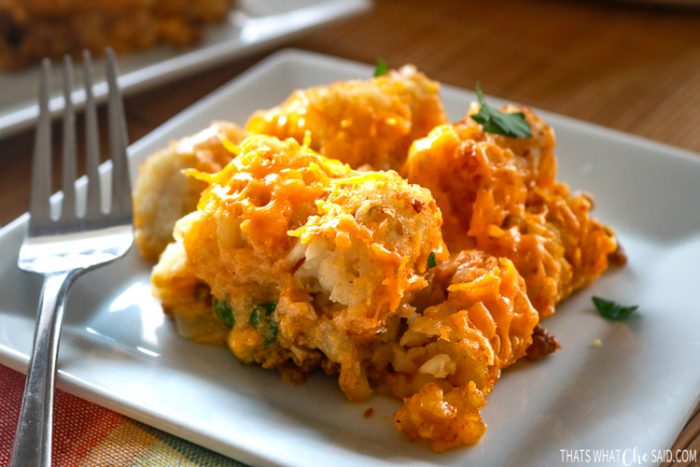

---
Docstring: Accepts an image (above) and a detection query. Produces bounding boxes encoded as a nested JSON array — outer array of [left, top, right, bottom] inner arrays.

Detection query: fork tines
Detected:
[[29, 49, 132, 235]]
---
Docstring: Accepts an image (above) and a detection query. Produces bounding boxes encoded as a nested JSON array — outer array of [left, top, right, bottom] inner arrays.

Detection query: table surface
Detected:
[[0, 0, 698, 464]]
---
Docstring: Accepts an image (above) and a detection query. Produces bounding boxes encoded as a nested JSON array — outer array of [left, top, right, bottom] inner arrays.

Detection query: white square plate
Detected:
[[0, 0, 369, 138], [1, 49, 699, 467]]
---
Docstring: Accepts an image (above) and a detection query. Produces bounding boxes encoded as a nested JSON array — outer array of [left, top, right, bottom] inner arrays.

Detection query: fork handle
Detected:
[[10, 270, 80, 467]]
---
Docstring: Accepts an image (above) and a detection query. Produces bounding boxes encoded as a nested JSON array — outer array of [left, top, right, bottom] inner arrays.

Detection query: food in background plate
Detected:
[[135, 66, 622, 451], [0, 0, 234, 70]]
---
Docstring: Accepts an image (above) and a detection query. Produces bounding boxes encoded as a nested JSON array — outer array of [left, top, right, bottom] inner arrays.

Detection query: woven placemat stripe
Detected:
[[137, 422, 246, 466], [0, 364, 247, 466]]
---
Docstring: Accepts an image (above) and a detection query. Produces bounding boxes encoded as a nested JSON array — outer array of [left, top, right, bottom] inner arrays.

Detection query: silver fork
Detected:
[[10, 49, 133, 467]]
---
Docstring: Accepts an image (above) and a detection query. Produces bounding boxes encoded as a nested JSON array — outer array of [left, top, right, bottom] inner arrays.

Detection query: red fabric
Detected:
[[0, 364, 124, 466]]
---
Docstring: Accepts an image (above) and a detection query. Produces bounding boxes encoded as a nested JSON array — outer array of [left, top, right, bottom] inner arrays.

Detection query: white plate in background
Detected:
[[0, 0, 369, 139], [0, 49, 699, 466]]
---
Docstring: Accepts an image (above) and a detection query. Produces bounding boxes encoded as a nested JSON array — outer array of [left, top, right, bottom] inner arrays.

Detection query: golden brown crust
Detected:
[[153, 135, 446, 401], [245, 65, 447, 171], [393, 382, 487, 452], [150, 135, 539, 450], [379, 250, 539, 449], [141, 71, 623, 452], [133, 121, 245, 261], [402, 108, 620, 317]]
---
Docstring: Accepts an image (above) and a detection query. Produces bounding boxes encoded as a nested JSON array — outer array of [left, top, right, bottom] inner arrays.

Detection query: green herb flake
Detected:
[[248, 301, 279, 345], [592, 296, 638, 321], [213, 299, 234, 328], [374, 59, 389, 77], [264, 319, 278, 345], [427, 251, 437, 269], [470, 83, 533, 138], [248, 307, 260, 326], [260, 301, 277, 316]]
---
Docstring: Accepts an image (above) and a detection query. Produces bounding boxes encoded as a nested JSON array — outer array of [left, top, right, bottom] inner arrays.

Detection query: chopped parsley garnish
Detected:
[[427, 251, 437, 269], [264, 320, 279, 346], [213, 299, 234, 328], [248, 301, 278, 345], [470, 83, 532, 138], [592, 296, 638, 321], [374, 59, 389, 77], [248, 307, 260, 326]]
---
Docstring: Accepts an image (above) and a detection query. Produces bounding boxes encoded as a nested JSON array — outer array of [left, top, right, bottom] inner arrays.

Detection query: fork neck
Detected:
[[10, 270, 81, 467]]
